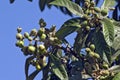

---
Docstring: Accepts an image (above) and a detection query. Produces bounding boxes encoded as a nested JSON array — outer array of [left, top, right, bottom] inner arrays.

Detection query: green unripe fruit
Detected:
[[24, 32, 29, 38], [103, 63, 109, 69], [16, 33, 23, 40], [81, 21, 88, 27], [38, 28, 45, 36], [93, 53, 100, 58], [30, 29, 37, 36], [40, 33, 46, 41], [85, 48, 91, 53], [16, 40, 24, 48], [101, 9, 108, 16], [28, 37, 33, 41], [17, 27, 22, 33], [94, 7, 101, 13], [36, 63, 41, 70], [85, 26, 90, 31], [28, 46, 36, 53], [90, 44, 95, 51]]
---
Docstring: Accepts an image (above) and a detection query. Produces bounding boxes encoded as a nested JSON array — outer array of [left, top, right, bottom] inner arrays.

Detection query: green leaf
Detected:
[[25, 56, 35, 79], [103, 52, 109, 64], [56, 18, 82, 39], [39, 0, 47, 11], [101, 0, 116, 9], [27, 70, 40, 80], [9, 0, 15, 3], [50, 54, 68, 80], [112, 72, 120, 80], [101, 18, 114, 46], [49, 0, 83, 16], [109, 65, 120, 74]]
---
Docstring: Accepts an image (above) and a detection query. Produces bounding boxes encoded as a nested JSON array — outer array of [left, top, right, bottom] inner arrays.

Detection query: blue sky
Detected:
[[0, 0, 72, 80]]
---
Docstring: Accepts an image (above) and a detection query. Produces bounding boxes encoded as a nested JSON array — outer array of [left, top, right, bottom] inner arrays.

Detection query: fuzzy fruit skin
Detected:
[[28, 46, 36, 53], [94, 7, 101, 13], [16, 33, 23, 40], [90, 44, 95, 51], [101, 9, 108, 16], [16, 40, 24, 48], [40, 33, 46, 41], [24, 32, 29, 38], [17, 27, 22, 33], [30, 29, 37, 36]]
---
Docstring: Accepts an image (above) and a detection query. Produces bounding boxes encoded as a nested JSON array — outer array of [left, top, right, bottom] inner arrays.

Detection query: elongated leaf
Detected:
[[39, 0, 47, 11], [56, 18, 82, 39], [112, 72, 120, 80], [101, 18, 114, 46], [101, 0, 116, 9], [27, 70, 40, 80], [109, 65, 120, 73], [49, 0, 83, 16], [50, 54, 68, 80], [25, 56, 35, 79], [9, 0, 15, 3]]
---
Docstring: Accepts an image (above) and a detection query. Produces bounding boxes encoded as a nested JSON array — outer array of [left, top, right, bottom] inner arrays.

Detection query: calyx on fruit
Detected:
[[28, 45, 36, 53], [17, 27, 22, 33], [16, 33, 23, 40]]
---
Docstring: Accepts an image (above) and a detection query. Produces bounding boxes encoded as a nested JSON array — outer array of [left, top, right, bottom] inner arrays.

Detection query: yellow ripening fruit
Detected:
[[16, 33, 23, 40], [90, 44, 95, 51], [30, 29, 37, 36], [89, 51, 95, 57], [35, 63, 41, 70], [16, 40, 24, 48], [28, 45, 36, 53], [101, 9, 108, 16], [94, 7, 101, 13], [38, 44, 45, 50], [40, 33, 46, 41], [17, 27, 22, 33], [93, 53, 100, 58], [24, 32, 29, 38], [85, 48, 91, 53]]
